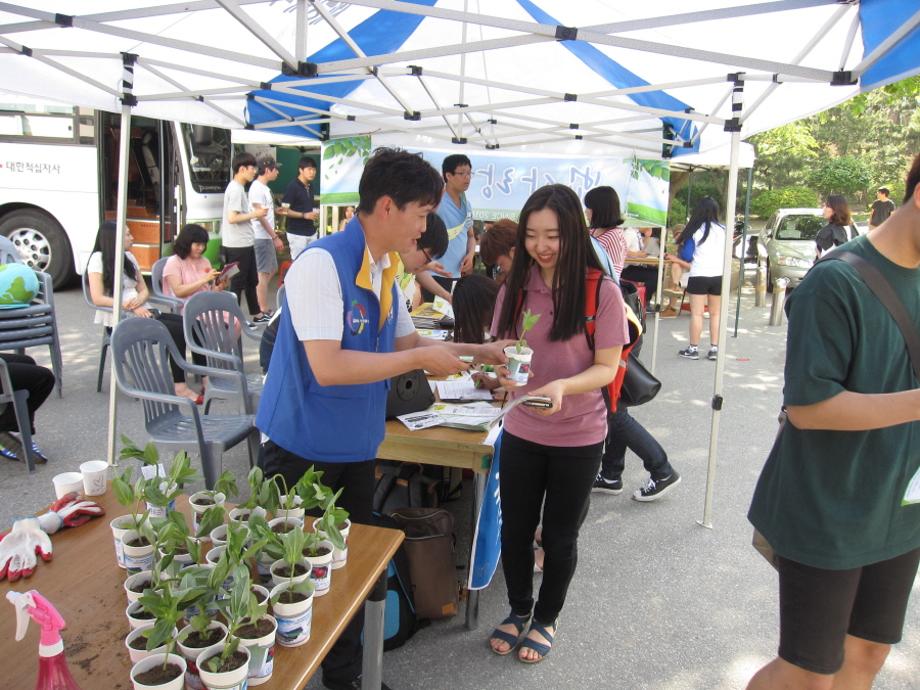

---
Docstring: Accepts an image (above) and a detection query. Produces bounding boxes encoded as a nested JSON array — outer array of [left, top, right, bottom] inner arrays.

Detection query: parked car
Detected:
[[756, 208, 857, 290]]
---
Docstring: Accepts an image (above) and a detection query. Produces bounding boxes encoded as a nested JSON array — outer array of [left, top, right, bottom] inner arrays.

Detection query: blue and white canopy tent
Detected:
[[1, 1, 917, 523]]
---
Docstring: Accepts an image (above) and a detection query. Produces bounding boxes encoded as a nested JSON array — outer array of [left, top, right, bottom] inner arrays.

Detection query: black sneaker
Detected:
[[707, 347, 719, 361], [678, 346, 699, 360], [632, 471, 681, 502], [252, 312, 272, 324], [592, 474, 623, 494]]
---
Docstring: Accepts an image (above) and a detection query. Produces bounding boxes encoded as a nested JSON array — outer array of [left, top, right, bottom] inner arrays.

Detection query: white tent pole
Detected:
[[295, 0, 307, 60], [649, 223, 667, 374], [106, 54, 135, 466], [456, 0, 469, 141], [699, 75, 744, 529]]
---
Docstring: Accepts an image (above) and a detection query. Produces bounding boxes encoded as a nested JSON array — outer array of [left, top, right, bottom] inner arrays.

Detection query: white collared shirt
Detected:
[[285, 246, 415, 341]]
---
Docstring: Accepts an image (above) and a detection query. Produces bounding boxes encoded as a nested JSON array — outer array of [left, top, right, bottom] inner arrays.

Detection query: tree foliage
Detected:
[[750, 187, 820, 218]]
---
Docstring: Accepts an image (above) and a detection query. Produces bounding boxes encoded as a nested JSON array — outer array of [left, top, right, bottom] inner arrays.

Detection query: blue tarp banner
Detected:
[[468, 429, 503, 591]]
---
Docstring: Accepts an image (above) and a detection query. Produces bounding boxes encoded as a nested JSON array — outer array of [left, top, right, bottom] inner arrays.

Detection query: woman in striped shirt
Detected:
[[584, 186, 628, 275]]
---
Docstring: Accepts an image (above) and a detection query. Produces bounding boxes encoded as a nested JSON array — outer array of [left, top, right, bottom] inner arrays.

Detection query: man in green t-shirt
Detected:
[[747, 153, 920, 690]]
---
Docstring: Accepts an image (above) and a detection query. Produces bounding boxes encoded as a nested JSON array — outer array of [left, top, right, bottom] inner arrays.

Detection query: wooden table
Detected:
[[378, 418, 495, 629], [0, 491, 402, 690]]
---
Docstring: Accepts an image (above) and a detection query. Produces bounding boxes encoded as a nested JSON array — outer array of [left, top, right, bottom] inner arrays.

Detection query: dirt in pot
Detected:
[[207, 650, 249, 674], [131, 609, 155, 620], [237, 618, 275, 639], [128, 633, 151, 650], [183, 628, 223, 648], [135, 663, 183, 685], [252, 590, 267, 604], [192, 497, 215, 506], [126, 536, 151, 548], [128, 578, 151, 593], [275, 563, 307, 578], [271, 523, 295, 534], [304, 547, 331, 558], [277, 590, 308, 605]]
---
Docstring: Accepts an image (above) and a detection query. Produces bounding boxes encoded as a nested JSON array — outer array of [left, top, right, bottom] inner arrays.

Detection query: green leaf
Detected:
[[195, 505, 225, 540], [142, 443, 160, 466], [214, 471, 239, 500]]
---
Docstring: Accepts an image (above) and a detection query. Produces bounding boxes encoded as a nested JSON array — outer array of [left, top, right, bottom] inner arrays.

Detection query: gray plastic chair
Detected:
[[0, 357, 38, 471], [0, 235, 22, 264], [110, 317, 259, 489], [183, 291, 263, 415], [150, 257, 184, 313], [275, 284, 285, 313], [0, 269, 62, 397]]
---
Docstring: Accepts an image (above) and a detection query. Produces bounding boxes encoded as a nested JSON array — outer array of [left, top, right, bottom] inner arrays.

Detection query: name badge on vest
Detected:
[[347, 299, 369, 335]]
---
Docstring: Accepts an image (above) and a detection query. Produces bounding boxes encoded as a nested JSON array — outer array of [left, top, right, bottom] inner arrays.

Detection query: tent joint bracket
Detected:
[[555, 25, 578, 41], [711, 395, 724, 411], [54, 13, 74, 28], [831, 70, 857, 86], [282, 61, 318, 78]]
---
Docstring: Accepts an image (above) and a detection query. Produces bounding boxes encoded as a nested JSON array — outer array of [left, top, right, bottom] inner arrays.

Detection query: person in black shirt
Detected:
[[280, 156, 319, 260], [869, 187, 896, 229], [816, 195, 851, 258]]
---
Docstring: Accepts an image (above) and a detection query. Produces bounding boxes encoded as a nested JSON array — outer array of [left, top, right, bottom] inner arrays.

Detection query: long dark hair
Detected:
[[679, 196, 721, 247], [173, 223, 210, 259], [92, 220, 136, 296], [452, 274, 499, 344], [583, 186, 624, 229], [496, 184, 602, 342], [824, 194, 851, 226]]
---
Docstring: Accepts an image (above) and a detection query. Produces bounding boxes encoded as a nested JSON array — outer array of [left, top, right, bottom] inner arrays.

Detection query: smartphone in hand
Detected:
[[522, 395, 553, 409]]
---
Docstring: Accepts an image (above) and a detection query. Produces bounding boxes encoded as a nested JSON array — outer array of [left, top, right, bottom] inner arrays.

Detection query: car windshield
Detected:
[[181, 123, 231, 194], [775, 215, 825, 241]]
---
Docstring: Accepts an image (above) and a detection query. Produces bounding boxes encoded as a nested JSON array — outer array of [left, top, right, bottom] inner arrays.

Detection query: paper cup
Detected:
[[80, 460, 109, 496], [52, 472, 84, 500], [503, 346, 533, 386]]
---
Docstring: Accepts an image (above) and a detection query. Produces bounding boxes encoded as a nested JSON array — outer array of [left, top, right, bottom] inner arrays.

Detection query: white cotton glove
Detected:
[[0, 518, 52, 581], [36, 493, 106, 534]]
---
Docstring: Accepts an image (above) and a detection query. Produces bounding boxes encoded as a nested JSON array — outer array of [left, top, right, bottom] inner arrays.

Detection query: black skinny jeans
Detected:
[[259, 441, 375, 684], [0, 353, 54, 434], [600, 401, 673, 481], [224, 245, 260, 316], [499, 430, 603, 625]]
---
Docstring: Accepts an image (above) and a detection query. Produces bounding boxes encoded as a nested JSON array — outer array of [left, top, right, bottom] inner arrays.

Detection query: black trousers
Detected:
[[499, 431, 604, 624], [260, 440, 375, 684], [621, 265, 660, 304], [420, 274, 457, 303], [224, 245, 260, 316], [0, 353, 54, 434]]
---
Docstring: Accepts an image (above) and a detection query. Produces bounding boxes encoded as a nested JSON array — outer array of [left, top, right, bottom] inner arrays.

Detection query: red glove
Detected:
[[0, 518, 52, 581], [36, 492, 105, 533]]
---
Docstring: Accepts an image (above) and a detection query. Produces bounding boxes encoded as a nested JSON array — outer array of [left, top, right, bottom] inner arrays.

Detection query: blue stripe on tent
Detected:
[[858, 0, 920, 91], [515, 0, 699, 155], [246, 0, 437, 138]]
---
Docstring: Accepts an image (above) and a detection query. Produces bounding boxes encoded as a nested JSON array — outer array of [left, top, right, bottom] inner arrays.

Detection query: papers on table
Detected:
[[435, 376, 493, 402], [411, 302, 454, 330], [396, 396, 547, 432], [416, 328, 450, 341], [903, 465, 920, 505]]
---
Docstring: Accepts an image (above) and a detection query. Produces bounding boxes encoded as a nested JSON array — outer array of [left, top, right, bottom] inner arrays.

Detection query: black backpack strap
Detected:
[[821, 250, 920, 381]]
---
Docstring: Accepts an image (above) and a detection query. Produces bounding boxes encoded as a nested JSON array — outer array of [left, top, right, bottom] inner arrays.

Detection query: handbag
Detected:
[[678, 236, 695, 263], [753, 250, 920, 569], [385, 369, 435, 419], [619, 352, 661, 407]]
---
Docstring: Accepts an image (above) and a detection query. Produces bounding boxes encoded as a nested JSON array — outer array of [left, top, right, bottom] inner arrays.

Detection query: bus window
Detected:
[[0, 101, 78, 143], [182, 124, 230, 194]]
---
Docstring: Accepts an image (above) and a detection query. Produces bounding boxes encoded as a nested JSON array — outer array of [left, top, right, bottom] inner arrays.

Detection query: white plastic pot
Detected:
[[126, 601, 157, 630], [503, 345, 533, 386], [124, 624, 175, 664], [313, 518, 351, 570], [227, 507, 251, 525], [196, 643, 251, 690], [209, 524, 229, 547], [110, 514, 136, 569], [237, 615, 278, 686], [189, 491, 225, 535], [130, 652, 187, 690], [275, 495, 304, 521], [124, 570, 153, 604], [178, 622, 228, 690], [269, 580, 314, 648], [304, 540, 334, 596], [268, 515, 303, 535], [269, 558, 310, 588], [122, 531, 155, 574]]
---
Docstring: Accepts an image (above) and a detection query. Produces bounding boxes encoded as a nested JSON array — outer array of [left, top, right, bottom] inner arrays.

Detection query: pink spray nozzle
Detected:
[[6, 590, 66, 646]]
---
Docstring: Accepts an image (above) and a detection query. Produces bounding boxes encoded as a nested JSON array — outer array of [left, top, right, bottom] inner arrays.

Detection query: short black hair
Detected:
[[418, 213, 448, 259], [878, 186, 890, 196], [299, 156, 317, 171], [904, 154, 920, 204], [231, 152, 257, 175], [356, 147, 443, 214], [452, 274, 499, 345], [442, 153, 472, 180], [583, 186, 624, 229], [257, 156, 278, 176], [173, 223, 210, 259]]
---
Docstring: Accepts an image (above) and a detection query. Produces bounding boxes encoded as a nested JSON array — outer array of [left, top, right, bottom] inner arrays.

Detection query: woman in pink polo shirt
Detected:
[[487, 184, 628, 663]]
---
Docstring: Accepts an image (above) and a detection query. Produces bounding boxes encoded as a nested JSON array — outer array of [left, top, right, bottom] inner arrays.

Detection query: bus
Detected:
[[0, 94, 231, 287]]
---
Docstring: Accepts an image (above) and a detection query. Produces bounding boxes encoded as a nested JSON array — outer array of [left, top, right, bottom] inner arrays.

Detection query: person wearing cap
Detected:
[[279, 156, 319, 260], [249, 156, 285, 323]]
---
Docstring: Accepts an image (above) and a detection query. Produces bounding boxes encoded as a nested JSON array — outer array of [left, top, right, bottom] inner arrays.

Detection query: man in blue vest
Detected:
[[257, 148, 508, 690]]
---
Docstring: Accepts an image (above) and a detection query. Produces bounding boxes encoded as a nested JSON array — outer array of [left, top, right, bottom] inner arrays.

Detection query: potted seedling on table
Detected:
[[196, 566, 263, 689], [268, 527, 315, 648], [143, 450, 199, 519], [503, 309, 541, 386], [113, 467, 153, 573], [268, 474, 304, 532], [311, 486, 351, 570], [189, 470, 237, 535], [230, 467, 275, 524]]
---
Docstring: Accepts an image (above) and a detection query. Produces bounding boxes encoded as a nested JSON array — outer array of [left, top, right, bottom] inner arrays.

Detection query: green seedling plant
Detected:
[[271, 473, 302, 517], [315, 499, 349, 553], [112, 466, 149, 536], [242, 466, 279, 515], [205, 565, 266, 674], [138, 571, 209, 669], [143, 451, 199, 514], [270, 526, 314, 605], [248, 511, 283, 564], [516, 309, 541, 353], [292, 466, 327, 512], [119, 435, 162, 468]]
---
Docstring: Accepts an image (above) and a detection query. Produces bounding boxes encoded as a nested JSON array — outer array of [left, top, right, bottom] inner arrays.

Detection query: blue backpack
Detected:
[[367, 513, 422, 650], [590, 235, 618, 282]]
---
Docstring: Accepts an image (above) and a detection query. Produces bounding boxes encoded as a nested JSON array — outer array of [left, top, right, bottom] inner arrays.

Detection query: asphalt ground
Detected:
[[1, 281, 917, 690]]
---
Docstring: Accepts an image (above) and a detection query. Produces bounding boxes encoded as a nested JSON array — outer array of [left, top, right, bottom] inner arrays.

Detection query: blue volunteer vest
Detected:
[[256, 217, 400, 461]]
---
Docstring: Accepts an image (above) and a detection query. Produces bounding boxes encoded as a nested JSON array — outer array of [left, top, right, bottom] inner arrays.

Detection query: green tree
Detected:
[[749, 122, 819, 190], [750, 187, 820, 218], [807, 156, 872, 198]]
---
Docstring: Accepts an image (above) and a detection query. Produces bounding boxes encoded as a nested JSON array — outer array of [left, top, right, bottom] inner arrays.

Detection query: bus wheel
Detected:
[[0, 210, 74, 288]]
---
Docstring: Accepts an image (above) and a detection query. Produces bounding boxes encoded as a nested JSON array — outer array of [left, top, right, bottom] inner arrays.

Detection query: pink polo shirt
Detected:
[[491, 265, 628, 447]]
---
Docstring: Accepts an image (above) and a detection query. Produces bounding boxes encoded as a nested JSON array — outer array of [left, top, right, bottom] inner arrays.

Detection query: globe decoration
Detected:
[[0, 263, 39, 309]]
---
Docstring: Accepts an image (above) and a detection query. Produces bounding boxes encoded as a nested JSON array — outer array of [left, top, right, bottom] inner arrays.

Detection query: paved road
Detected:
[[1, 283, 916, 690]]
